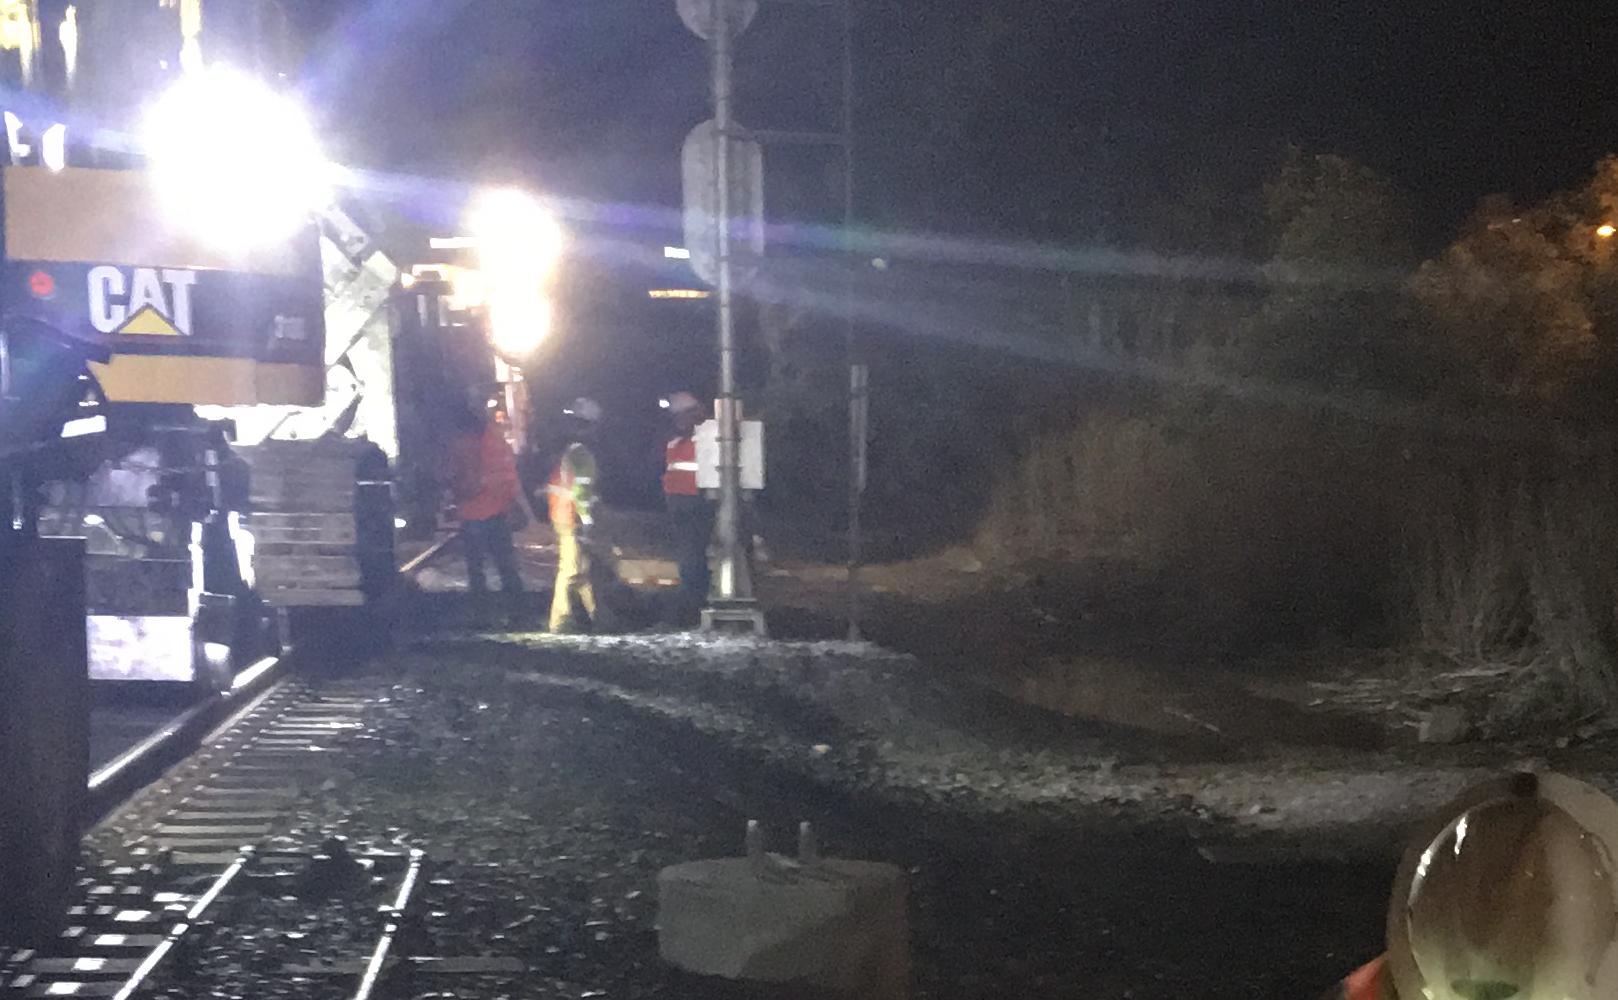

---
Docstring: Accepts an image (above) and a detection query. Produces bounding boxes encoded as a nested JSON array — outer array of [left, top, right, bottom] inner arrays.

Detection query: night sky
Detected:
[[289, 1, 1618, 251], [271, 2, 1618, 501]]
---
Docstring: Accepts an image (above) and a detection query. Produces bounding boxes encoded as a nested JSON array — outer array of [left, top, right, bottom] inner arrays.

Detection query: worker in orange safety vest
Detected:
[[661, 391, 711, 622], [1321, 770, 1618, 1000], [547, 397, 602, 633], [445, 403, 529, 623]]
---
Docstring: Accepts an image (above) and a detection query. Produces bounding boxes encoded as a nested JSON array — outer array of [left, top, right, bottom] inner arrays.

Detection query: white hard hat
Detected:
[[564, 397, 603, 423], [1387, 771, 1618, 1000], [664, 391, 702, 415]]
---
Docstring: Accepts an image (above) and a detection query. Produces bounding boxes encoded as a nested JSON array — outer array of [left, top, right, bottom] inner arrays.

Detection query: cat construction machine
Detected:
[[0, 0, 412, 942]]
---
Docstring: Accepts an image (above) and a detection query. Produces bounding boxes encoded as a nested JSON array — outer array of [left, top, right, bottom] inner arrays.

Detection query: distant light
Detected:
[[871, 257, 889, 270], [660, 397, 671, 410], [1598, 223, 1616, 239], [430, 235, 480, 250], [61, 414, 106, 438], [664, 246, 691, 260], [648, 289, 711, 299], [394, 517, 407, 529], [82, 512, 105, 527], [40, 123, 66, 172]]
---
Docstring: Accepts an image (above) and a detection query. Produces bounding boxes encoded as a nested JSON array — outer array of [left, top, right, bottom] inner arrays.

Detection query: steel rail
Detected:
[[87, 530, 425, 824], [86, 656, 288, 823], [107, 847, 255, 1000], [352, 848, 427, 1000], [398, 531, 459, 576]]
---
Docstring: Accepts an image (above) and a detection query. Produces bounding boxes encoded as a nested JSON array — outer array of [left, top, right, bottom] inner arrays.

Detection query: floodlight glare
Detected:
[[143, 66, 330, 250], [489, 293, 553, 357], [468, 188, 565, 267], [467, 187, 564, 356]]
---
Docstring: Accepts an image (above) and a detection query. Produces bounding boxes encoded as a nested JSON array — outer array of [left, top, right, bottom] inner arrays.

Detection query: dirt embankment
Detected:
[[418, 631, 1616, 866]]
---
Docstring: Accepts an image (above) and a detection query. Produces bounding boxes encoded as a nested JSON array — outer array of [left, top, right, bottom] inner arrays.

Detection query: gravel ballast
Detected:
[[81, 627, 1610, 999]]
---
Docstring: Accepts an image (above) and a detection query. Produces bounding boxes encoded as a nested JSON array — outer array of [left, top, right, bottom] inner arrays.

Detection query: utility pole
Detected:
[[840, 0, 863, 642], [706, 0, 760, 630], [679, 0, 852, 637]]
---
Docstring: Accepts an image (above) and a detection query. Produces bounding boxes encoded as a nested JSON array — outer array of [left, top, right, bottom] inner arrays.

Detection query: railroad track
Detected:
[[4, 845, 430, 999], [5, 678, 519, 998]]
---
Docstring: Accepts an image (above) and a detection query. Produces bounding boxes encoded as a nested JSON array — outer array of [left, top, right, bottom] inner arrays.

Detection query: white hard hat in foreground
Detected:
[[1387, 771, 1618, 1000]]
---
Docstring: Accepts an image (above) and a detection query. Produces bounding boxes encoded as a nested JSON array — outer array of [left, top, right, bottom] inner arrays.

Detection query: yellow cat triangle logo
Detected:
[[116, 304, 181, 337]]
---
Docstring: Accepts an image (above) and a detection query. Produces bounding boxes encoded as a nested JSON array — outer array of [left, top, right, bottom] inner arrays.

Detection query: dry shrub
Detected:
[[978, 398, 1398, 646], [983, 398, 1618, 724], [1404, 471, 1531, 660], [1401, 448, 1618, 727]]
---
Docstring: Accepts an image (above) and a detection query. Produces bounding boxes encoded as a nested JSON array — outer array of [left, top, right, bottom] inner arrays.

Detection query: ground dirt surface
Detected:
[[357, 524, 1618, 998], [176, 634, 1399, 1000]]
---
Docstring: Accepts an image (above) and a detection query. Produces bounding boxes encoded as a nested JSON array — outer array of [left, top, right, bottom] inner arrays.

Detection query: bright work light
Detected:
[[142, 66, 330, 250], [488, 292, 554, 359], [466, 187, 564, 357]]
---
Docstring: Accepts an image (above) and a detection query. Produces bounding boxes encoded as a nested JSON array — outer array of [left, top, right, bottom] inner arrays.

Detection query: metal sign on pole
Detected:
[[680, 119, 764, 288], [676, 0, 758, 40]]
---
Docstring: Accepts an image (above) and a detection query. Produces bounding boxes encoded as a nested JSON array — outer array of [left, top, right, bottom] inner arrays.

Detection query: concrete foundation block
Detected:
[[658, 855, 909, 999]]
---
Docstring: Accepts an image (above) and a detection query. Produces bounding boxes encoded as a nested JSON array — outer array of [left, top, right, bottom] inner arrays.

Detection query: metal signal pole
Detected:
[[840, 0, 863, 642], [680, 0, 850, 636], [707, 0, 759, 628]]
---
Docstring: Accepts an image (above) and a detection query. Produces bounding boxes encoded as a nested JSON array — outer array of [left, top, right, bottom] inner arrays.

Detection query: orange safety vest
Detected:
[[663, 435, 699, 497], [1330, 955, 1393, 1000], [448, 424, 520, 522]]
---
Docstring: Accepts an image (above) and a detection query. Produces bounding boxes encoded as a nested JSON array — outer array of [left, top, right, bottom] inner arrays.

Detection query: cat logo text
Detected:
[[88, 266, 197, 337]]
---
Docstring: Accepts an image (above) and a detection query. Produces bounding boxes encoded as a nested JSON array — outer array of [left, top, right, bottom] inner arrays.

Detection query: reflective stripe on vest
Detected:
[[663, 435, 699, 496]]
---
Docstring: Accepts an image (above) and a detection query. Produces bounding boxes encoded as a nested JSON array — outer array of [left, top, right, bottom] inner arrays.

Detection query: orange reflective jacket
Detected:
[[663, 434, 699, 497], [448, 424, 519, 522]]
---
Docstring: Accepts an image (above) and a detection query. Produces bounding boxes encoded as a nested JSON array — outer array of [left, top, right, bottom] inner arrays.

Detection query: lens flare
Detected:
[[142, 65, 330, 250]]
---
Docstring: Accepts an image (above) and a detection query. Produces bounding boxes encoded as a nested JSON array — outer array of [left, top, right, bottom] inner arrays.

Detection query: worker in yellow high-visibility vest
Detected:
[[547, 397, 601, 633]]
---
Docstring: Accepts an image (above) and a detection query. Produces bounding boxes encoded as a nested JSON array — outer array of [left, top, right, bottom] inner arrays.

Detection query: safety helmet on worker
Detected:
[[664, 391, 702, 416], [564, 397, 603, 423], [1384, 770, 1618, 1000]]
